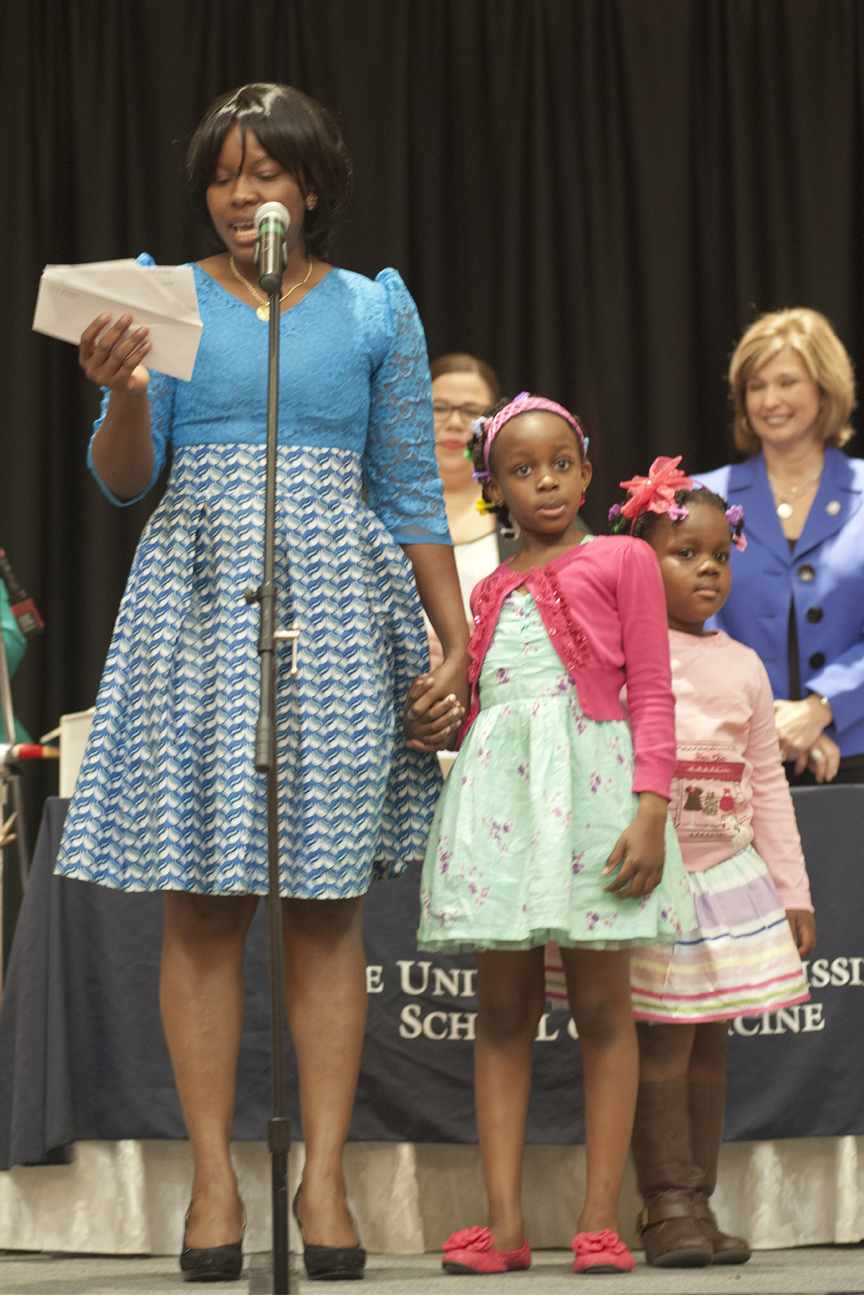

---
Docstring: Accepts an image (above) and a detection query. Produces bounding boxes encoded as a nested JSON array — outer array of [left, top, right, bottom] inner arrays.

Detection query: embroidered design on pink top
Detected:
[[534, 568, 591, 672]]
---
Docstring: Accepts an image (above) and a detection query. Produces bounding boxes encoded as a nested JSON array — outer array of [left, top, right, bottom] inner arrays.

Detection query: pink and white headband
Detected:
[[472, 391, 588, 481]]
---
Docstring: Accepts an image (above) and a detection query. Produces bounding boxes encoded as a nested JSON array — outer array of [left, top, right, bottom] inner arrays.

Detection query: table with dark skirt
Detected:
[[2, 788, 863, 1172]]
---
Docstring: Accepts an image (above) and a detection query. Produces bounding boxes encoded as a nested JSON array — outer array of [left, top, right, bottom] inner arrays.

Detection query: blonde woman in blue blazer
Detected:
[[698, 308, 863, 786]]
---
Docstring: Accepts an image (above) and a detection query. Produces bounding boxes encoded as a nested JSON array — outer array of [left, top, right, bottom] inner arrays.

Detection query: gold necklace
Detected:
[[228, 254, 314, 321], [767, 465, 823, 519]]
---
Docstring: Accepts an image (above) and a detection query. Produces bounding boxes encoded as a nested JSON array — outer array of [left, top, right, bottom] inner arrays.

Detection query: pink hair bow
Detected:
[[618, 456, 693, 520]]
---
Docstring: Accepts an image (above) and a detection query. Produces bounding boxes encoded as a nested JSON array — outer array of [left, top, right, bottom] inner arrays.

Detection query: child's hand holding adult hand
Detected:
[[403, 651, 469, 752], [602, 792, 668, 898], [786, 909, 816, 958]]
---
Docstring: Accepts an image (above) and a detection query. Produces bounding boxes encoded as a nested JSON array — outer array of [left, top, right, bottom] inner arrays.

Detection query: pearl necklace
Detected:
[[228, 254, 313, 321], [767, 464, 823, 519]]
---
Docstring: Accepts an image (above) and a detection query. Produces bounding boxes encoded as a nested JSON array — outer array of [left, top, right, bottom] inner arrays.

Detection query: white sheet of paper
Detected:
[[32, 259, 203, 382]]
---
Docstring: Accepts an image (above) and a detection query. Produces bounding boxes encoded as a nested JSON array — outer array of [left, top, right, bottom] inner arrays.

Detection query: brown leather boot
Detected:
[[631, 1078, 714, 1267], [689, 1080, 751, 1264]]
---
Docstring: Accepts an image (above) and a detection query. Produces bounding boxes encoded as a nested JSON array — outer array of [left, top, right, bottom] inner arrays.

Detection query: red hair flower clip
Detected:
[[618, 456, 694, 521]]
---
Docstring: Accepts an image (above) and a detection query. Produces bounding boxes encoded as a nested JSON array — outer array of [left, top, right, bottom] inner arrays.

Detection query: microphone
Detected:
[[0, 549, 44, 639], [253, 202, 290, 296]]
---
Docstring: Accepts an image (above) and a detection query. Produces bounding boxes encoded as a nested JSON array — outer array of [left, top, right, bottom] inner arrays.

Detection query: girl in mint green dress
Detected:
[[412, 394, 695, 1278]]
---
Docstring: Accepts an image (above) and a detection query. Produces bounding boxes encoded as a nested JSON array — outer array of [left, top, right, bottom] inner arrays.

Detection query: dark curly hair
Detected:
[[187, 82, 353, 260], [468, 395, 587, 532], [609, 486, 744, 548]]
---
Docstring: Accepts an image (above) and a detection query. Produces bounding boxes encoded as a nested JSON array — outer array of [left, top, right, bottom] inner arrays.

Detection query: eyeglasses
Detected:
[[432, 401, 487, 423]]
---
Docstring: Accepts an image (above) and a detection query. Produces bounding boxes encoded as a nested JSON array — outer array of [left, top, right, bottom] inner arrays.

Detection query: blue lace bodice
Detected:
[[89, 257, 450, 546]]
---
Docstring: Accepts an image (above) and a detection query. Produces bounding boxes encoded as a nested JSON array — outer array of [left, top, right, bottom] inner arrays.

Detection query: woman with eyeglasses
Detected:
[[427, 354, 512, 671]]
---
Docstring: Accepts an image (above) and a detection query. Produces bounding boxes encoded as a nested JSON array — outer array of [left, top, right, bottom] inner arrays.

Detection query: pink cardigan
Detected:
[[458, 536, 677, 800]]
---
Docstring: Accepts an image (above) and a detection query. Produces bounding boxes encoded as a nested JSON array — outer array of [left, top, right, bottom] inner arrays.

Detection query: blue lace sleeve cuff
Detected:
[[391, 524, 453, 547], [87, 377, 174, 508], [86, 434, 163, 507]]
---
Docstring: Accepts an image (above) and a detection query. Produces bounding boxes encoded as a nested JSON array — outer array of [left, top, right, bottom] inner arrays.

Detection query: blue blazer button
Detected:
[[797, 563, 816, 582], [806, 606, 823, 623], [809, 651, 826, 669]]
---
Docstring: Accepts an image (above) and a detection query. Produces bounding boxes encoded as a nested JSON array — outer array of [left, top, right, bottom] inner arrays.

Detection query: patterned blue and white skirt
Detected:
[[56, 443, 441, 898]]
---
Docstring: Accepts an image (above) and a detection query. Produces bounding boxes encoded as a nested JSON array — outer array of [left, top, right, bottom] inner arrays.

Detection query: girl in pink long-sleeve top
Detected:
[[413, 395, 695, 1277], [611, 461, 815, 1271]]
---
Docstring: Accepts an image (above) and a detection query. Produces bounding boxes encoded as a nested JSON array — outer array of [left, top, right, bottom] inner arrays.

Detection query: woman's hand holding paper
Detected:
[[79, 312, 151, 392]]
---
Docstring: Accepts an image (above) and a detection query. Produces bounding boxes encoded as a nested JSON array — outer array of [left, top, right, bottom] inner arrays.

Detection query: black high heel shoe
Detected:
[[293, 1185, 366, 1281], [180, 1203, 245, 1283]]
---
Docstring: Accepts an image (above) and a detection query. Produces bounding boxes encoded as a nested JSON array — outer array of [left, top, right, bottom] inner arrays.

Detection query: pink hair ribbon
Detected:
[[472, 391, 588, 481], [618, 456, 693, 520]]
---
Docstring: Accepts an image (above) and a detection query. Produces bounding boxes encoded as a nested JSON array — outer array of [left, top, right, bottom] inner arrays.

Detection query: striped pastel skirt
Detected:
[[629, 845, 809, 1023], [544, 845, 809, 1021]]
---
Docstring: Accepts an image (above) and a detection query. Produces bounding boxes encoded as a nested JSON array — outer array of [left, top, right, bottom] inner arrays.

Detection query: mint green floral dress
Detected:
[[417, 591, 695, 952]]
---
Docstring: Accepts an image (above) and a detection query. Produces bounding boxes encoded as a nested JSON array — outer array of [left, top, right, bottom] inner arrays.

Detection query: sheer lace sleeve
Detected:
[[86, 253, 176, 507], [362, 269, 451, 546], [87, 371, 175, 507]]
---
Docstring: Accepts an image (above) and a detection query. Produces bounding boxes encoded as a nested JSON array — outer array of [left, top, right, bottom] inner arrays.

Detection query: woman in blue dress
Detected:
[[57, 84, 469, 1281]]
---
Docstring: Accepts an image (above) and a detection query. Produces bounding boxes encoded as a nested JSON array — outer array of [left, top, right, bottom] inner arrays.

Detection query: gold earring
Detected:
[[305, 193, 318, 211]]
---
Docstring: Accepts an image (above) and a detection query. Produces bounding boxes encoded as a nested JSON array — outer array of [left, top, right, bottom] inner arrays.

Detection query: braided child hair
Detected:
[[468, 397, 515, 530], [607, 456, 746, 551], [468, 394, 588, 533], [610, 486, 745, 548]]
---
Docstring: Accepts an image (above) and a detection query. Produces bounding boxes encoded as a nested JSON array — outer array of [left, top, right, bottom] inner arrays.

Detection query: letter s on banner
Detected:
[[399, 1005, 422, 1039], [810, 958, 830, 989]]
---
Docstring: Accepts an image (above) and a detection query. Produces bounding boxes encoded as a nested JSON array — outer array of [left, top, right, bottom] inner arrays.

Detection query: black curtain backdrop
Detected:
[[2, 0, 864, 842]]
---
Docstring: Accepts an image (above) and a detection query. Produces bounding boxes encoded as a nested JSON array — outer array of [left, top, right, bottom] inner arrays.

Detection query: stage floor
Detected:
[[1, 1247, 863, 1294]]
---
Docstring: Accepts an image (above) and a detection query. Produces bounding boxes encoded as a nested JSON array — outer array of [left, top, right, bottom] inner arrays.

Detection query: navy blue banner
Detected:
[[355, 785, 864, 1142], [0, 786, 861, 1169]]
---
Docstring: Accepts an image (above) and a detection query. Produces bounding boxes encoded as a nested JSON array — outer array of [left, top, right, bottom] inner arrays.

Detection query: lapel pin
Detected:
[[827, 500, 841, 515]]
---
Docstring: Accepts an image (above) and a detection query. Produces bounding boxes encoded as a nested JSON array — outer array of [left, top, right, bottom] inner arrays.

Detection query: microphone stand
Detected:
[[244, 266, 298, 1296]]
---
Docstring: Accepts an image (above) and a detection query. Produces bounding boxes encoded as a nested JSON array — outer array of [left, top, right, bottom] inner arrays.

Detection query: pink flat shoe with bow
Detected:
[[442, 1226, 531, 1274], [572, 1229, 635, 1274]]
